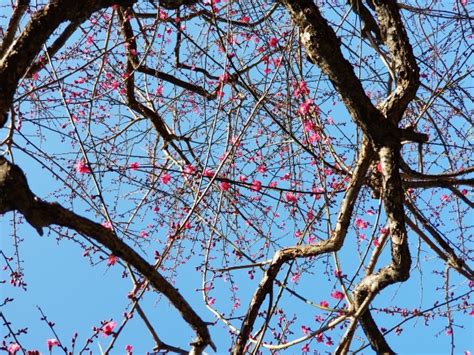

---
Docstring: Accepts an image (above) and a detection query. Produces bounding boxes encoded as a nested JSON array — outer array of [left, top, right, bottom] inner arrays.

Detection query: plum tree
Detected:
[[0, 0, 472, 353]]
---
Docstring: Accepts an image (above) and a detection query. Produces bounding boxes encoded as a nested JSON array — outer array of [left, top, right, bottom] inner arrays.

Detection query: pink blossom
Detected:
[[219, 181, 231, 191], [330, 290, 345, 300], [75, 159, 91, 174], [184, 164, 196, 175], [102, 221, 113, 230], [301, 325, 310, 334], [313, 186, 324, 199], [233, 298, 241, 310], [461, 0, 468, 5], [125, 344, 133, 354], [316, 333, 324, 342], [320, 300, 329, 308], [161, 173, 171, 184], [309, 132, 320, 144], [102, 321, 116, 336], [256, 164, 267, 173], [291, 272, 300, 283], [269, 181, 278, 188], [376, 162, 382, 173], [107, 255, 117, 266], [285, 192, 298, 203], [268, 37, 278, 47], [355, 218, 368, 229], [298, 99, 319, 116], [219, 72, 229, 83], [302, 344, 310, 353], [241, 15, 251, 23], [159, 9, 168, 20], [47, 338, 60, 351], [298, 99, 314, 115], [203, 168, 214, 177], [294, 80, 309, 98], [129, 162, 140, 171], [303, 120, 316, 132], [239, 175, 247, 182], [7, 344, 20, 354], [441, 194, 450, 202], [251, 180, 262, 191]]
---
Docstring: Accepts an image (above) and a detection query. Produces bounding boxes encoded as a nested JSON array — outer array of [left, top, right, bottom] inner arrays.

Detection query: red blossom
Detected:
[[268, 37, 278, 47], [129, 162, 140, 170], [203, 168, 215, 177], [219, 181, 231, 191], [330, 290, 345, 300], [102, 321, 116, 336], [285, 192, 298, 203], [107, 255, 117, 266], [75, 159, 92, 174], [355, 218, 369, 229], [320, 300, 329, 308], [251, 180, 262, 191], [161, 173, 171, 184], [47, 338, 60, 351]]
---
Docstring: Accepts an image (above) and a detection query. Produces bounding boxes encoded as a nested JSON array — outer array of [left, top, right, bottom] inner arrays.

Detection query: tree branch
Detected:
[[232, 141, 373, 354], [0, 157, 215, 353], [0, 0, 135, 128]]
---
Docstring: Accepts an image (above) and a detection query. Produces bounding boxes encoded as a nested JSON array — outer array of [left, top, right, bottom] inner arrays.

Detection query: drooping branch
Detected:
[[276, 1, 425, 352], [405, 200, 474, 279], [0, 157, 215, 353], [232, 141, 373, 354]]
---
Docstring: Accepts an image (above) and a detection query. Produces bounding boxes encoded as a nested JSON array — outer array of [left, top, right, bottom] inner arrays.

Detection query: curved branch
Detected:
[[0, 157, 215, 353], [372, 0, 420, 121]]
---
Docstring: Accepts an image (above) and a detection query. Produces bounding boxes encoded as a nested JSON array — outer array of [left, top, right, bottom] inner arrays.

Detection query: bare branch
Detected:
[[0, 157, 215, 352]]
